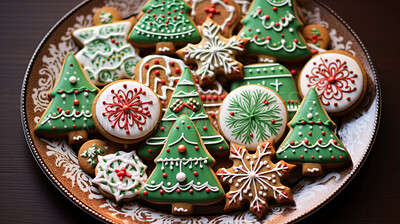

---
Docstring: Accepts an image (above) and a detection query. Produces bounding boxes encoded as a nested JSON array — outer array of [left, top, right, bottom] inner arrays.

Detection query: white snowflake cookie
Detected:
[[92, 151, 147, 202], [218, 85, 288, 151], [298, 50, 367, 115], [92, 80, 162, 144]]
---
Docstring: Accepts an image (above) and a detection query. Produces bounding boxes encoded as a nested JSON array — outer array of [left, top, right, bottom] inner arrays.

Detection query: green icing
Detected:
[[129, 0, 201, 44], [231, 63, 300, 119], [138, 67, 229, 159], [140, 115, 224, 203], [276, 88, 350, 163], [74, 21, 141, 85], [36, 53, 98, 134], [239, 0, 310, 60]]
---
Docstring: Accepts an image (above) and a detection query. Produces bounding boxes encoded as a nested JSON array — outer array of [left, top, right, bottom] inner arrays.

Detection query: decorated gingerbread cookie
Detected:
[[238, 0, 311, 62], [92, 80, 162, 144], [302, 24, 330, 52], [233, 0, 252, 16], [217, 140, 295, 219], [177, 18, 247, 87], [129, 0, 201, 55], [231, 63, 301, 119], [196, 80, 227, 130], [35, 53, 99, 145], [93, 7, 123, 25], [298, 50, 367, 115], [139, 115, 225, 215], [138, 67, 229, 159], [72, 9, 141, 86], [134, 55, 186, 110], [187, 0, 241, 37], [276, 88, 352, 176], [218, 85, 288, 151], [78, 139, 120, 175], [92, 150, 147, 202]]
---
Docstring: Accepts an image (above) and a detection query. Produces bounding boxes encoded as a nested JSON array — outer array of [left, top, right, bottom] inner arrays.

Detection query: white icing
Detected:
[[219, 85, 287, 150], [74, 21, 141, 86], [92, 151, 147, 202], [307, 168, 320, 173], [173, 207, 189, 212], [72, 135, 83, 141], [299, 52, 364, 113], [95, 81, 161, 140], [158, 47, 170, 52], [277, 139, 345, 154]]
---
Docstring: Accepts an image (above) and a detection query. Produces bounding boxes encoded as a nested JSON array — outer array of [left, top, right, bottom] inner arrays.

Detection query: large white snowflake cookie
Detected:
[[217, 140, 296, 219], [298, 50, 367, 115], [218, 85, 288, 151], [92, 150, 148, 202]]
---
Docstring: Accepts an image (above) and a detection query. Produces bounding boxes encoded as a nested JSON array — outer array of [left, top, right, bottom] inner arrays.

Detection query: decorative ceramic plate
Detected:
[[21, 0, 380, 223]]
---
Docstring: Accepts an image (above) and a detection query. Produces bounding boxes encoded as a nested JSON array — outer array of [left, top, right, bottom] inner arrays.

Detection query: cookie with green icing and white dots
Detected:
[[92, 150, 148, 202]]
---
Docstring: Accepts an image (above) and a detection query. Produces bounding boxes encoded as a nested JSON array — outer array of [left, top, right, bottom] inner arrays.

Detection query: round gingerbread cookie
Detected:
[[78, 139, 120, 175], [93, 7, 123, 25], [92, 150, 147, 202], [218, 85, 288, 151], [92, 80, 162, 144], [298, 50, 367, 115], [302, 24, 331, 52]]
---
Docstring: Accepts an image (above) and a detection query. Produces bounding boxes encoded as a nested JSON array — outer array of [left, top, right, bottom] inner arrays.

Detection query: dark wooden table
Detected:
[[0, 0, 399, 223]]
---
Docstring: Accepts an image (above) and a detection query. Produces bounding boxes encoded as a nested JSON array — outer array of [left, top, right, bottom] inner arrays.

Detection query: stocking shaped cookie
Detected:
[[72, 8, 141, 86], [129, 0, 201, 55], [238, 0, 311, 62], [276, 88, 352, 176], [35, 53, 99, 144], [187, 0, 241, 37], [196, 80, 228, 130], [134, 55, 186, 110], [176, 18, 247, 87], [139, 115, 225, 215], [217, 140, 295, 220]]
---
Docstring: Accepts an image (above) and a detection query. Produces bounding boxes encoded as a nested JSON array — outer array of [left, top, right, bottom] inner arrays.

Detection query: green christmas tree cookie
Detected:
[[238, 0, 310, 62], [231, 63, 301, 119], [276, 88, 352, 176], [35, 53, 99, 144], [139, 115, 225, 214], [138, 66, 229, 159], [129, 0, 201, 55]]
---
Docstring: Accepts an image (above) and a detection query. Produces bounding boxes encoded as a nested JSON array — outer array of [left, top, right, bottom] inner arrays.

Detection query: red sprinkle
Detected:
[[193, 171, 198, 176], [162, 173, 167, 178]]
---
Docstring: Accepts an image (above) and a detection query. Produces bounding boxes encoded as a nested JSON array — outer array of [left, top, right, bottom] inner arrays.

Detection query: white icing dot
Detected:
[[299, 126, 302, 129], [61, 117, 65, 121], [197, 182, 201, 185], [176, 172, 186, 182], [289, 28, 294, 32], [329, 148, 332, 152], [84, 92, 89, 97], [263, 193, 267, 197], [235, 183, 239, 187], [298, 132, 302, 136], [61, 94, 66, 99], [309, 126, 313, 130], [256, 29, 261, 33], [272, 174, 275, 178], [284, 155, 287, 159], [72, 118, 75, 121], [316, 147, 319, 151], [319, 126, 323, 129], [181, 120, 185, 124], [253, 155, 257, 159], [167, 182, 171, 186], [309, 107, 313, 111], [64, 125, 67, 128], [246, 156, 250, 160], [292, 149, 296, 153], [313, 101, 316, 105], [272, 179, 276, 184], [330, 134, 334, 137], [151, 180, 155, 184], [304, 148, 308, 152], [319, 155, 323, 159], [315, 112, 319, 116], [84, 118, 87, 121], [248, 69, 252, 73]]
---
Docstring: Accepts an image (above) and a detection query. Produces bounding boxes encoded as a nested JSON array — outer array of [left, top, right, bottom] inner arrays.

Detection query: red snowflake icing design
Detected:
[[102, 85, 152, 134], [307, 58, 358, 105]]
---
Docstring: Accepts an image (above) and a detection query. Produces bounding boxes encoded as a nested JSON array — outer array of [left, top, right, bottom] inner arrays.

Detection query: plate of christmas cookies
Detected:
[[21, 0, 380, 223]]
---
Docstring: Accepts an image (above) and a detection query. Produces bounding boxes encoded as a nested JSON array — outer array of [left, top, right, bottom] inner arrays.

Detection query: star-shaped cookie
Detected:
[[176, 17, 248, 87]]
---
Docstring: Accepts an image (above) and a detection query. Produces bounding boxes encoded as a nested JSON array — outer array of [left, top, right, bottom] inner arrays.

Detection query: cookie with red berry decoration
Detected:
[[92, 80, 162, 144], [128, 0, 201, 55], [218, 85, 288, 151], [302, 24, 331, 53], [187, 0, 242, 37], [276, 88, 352, 176], [176, 17, 247, 87], [196, 80, 228, 130], [92, 150, 148, 202], [217, 140, 296, 220], [298, 50, 367, 116], [134, 55, 186, 111]]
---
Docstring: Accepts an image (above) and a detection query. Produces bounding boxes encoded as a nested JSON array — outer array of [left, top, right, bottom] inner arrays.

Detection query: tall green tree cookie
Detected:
[[35, 53, 99, 144], [231, 63, 301, 119], [129, 0, 201, 55], [276, 88, 351, 176], [138, 67, 229, 159], [238, 0, 310, 62], [139, 115, 225, 214]]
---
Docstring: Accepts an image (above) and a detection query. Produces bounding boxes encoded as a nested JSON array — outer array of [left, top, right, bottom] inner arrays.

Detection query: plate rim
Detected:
[[19, 0, 381, 223]]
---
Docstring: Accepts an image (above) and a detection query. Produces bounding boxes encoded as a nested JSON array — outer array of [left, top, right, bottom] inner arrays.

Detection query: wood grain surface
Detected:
[[0, 0, 399, 223]]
